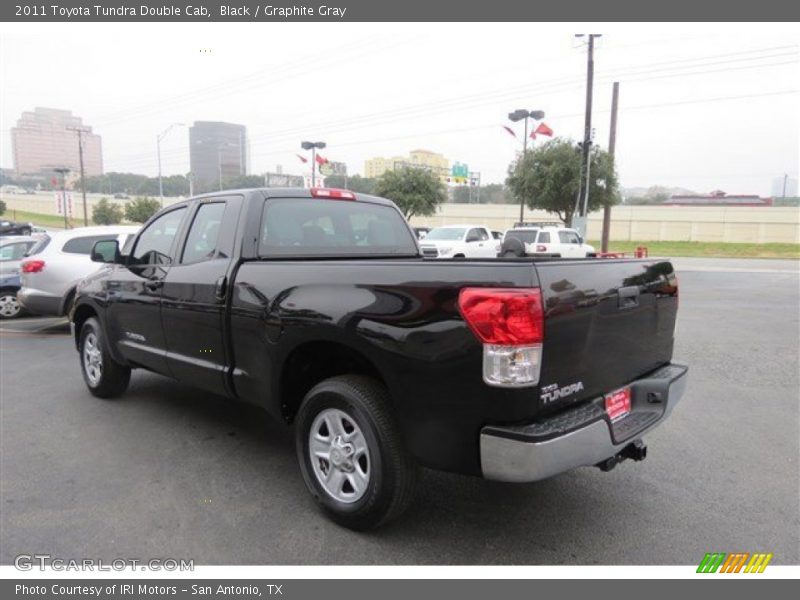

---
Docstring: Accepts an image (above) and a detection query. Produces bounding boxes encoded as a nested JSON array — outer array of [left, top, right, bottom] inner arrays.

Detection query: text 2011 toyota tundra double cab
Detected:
[[71, 187, 687, 529]]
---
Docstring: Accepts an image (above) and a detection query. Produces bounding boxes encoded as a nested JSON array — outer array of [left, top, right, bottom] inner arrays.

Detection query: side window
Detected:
[[538, 232, 551, 244], [62, 235, 120, 255], [478, 228, 490, 241], [181, 202, 227, 264], [132, 207, 187, 265], [466, 228, 482, 242], [568, 232, 581, 244], [558, 231, 570, 244]]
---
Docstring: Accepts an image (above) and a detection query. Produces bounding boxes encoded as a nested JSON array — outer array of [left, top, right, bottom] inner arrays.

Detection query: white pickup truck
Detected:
[[418, 225, 501, 259], [502, 225, 596, 258]]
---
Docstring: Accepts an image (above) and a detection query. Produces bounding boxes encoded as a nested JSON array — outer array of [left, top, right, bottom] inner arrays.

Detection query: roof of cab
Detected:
[[188, 187, 397, 208]]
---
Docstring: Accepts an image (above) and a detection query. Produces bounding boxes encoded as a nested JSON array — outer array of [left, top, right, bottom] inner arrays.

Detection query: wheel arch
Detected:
[[279, 340, 390, 424]]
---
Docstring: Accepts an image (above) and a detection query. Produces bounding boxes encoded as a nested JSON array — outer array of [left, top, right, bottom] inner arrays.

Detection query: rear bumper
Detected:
[[480, 363, 688, 482], [16, 287, 64, 316]]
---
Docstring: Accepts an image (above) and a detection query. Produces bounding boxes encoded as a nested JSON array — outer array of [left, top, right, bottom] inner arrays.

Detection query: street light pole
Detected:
[[157, 123, 186, 208], [508, 109, 545, 224], [301, 141, 327, 188]]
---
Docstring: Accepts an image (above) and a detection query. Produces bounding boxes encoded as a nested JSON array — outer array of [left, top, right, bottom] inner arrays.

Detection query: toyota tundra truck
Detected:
[[70, 187, 687, 530]]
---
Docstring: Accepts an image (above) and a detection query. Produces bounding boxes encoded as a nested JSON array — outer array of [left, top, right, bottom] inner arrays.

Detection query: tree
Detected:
[[92, 198, 124, 225], [0, 199, 6, 216], [323, 174, 378, 195], [506, 138, 619, 225], [125, 197, 161, 223], [373, 168, 447, 219]]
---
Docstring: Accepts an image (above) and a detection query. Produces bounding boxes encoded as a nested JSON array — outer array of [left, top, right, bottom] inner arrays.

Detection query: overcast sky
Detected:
[[1, 22, 798, 195]]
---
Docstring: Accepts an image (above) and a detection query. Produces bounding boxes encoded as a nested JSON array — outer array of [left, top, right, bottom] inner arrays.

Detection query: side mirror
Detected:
[[91, 239, 121, 263], [577, 236, 584, 244]]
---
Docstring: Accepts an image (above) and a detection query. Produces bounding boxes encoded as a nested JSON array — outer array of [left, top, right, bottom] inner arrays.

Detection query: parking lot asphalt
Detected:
[[1, 258, 798, 565]]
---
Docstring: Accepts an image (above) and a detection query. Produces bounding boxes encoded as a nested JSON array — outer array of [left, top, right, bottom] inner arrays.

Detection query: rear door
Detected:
[[161, 195, 243, 395], [533, 258, 679, 412]]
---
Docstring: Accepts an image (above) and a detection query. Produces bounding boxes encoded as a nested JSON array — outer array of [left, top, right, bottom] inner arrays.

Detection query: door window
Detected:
[[558, 231, 570, 244], [567, 232, 581, 244], [181, 203, 227, 264], [132, 207, 187, 265], [538, 232, 551, 244]]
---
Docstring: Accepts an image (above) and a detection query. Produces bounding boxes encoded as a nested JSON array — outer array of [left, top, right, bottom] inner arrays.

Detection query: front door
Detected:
[[106, 206, 188, 375], [161, 196, 243, 395]]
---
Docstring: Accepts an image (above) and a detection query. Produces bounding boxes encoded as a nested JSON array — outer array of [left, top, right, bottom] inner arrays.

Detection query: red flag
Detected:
[[502, 125, 517, 138], [315, 154, 329, 166], [534, 122, 553, 137], [296, 154, 308, 163]]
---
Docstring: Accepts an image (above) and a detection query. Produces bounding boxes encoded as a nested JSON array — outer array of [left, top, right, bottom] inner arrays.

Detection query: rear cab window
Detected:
[[259, 198, 418, 257], [505, 229, 538, 244]]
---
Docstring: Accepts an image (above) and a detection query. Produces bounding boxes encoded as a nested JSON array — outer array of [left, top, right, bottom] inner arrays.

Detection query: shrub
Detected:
[[92, 198, 124, 225], [124, 196, 161, 223]]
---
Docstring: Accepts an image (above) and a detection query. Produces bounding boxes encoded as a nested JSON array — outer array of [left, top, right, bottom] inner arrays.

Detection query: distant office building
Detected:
[[189, 121, 247, 188], [365, 149, 449, 180], [11, 107, 103, 176], [664, 190, 773, 207], [771, 176, 798, 198]]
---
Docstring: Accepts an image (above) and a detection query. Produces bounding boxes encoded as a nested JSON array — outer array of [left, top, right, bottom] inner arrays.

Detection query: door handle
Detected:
[[144, 279, 163, 292], [215, 275, 228, 300]]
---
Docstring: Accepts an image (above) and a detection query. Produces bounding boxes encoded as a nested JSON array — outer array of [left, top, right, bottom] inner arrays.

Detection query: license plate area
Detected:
[[604, 386, 631, 422]]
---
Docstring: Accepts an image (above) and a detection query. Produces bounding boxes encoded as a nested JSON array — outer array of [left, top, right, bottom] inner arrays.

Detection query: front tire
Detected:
[[79, 317, 131, 398], [295, 375, 417, 530]]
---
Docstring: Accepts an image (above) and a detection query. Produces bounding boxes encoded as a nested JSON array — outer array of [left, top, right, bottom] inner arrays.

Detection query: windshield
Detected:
[[424, 227, 466, 241], [505, 230, 539, 244]]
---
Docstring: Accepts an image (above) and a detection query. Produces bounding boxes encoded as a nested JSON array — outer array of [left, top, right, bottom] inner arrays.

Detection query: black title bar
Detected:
[[3, 0, 800, 21]]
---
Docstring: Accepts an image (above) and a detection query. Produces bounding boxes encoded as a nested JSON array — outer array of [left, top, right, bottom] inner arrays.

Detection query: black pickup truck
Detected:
[[71, 187, 687, 529]]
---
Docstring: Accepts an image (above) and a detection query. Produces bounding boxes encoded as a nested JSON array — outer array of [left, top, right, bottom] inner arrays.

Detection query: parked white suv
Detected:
[[419, 225, 501, 259], [18, 226, 140, 317], [502, 225, 596, 258]]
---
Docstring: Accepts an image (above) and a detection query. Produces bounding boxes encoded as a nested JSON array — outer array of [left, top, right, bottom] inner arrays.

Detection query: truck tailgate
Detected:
[[533, 258, 678, 413]]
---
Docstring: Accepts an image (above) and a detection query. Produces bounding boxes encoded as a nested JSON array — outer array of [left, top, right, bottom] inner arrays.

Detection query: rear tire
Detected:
[[79, 317, 131, 399], [295, 375, 418, 530], [0, 289, 22, 319]]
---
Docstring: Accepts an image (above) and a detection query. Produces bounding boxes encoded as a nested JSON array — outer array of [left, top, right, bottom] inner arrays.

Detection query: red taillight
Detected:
[[536, 245, 547, 252], [605, 387, 631, 422], [310, 187, 356, 200], [458, 288, 544, 345], [21, 259, 45, 273]]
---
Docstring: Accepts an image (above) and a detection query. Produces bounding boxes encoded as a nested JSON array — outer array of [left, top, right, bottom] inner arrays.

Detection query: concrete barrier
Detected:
[[409, 203, 800, 244], [2, 192, 798, 243]]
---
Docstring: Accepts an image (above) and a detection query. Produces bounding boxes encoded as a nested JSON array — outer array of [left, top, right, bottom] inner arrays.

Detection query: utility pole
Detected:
[[602, 82, 619, 253], [66, 127, 89, 226], [573, 34, 601, 236]]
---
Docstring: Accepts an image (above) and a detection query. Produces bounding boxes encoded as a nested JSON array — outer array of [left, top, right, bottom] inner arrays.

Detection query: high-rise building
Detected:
[[11, 107, 103, 176], [364, 149, 449, 180], [189, 121, 247, 188]]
